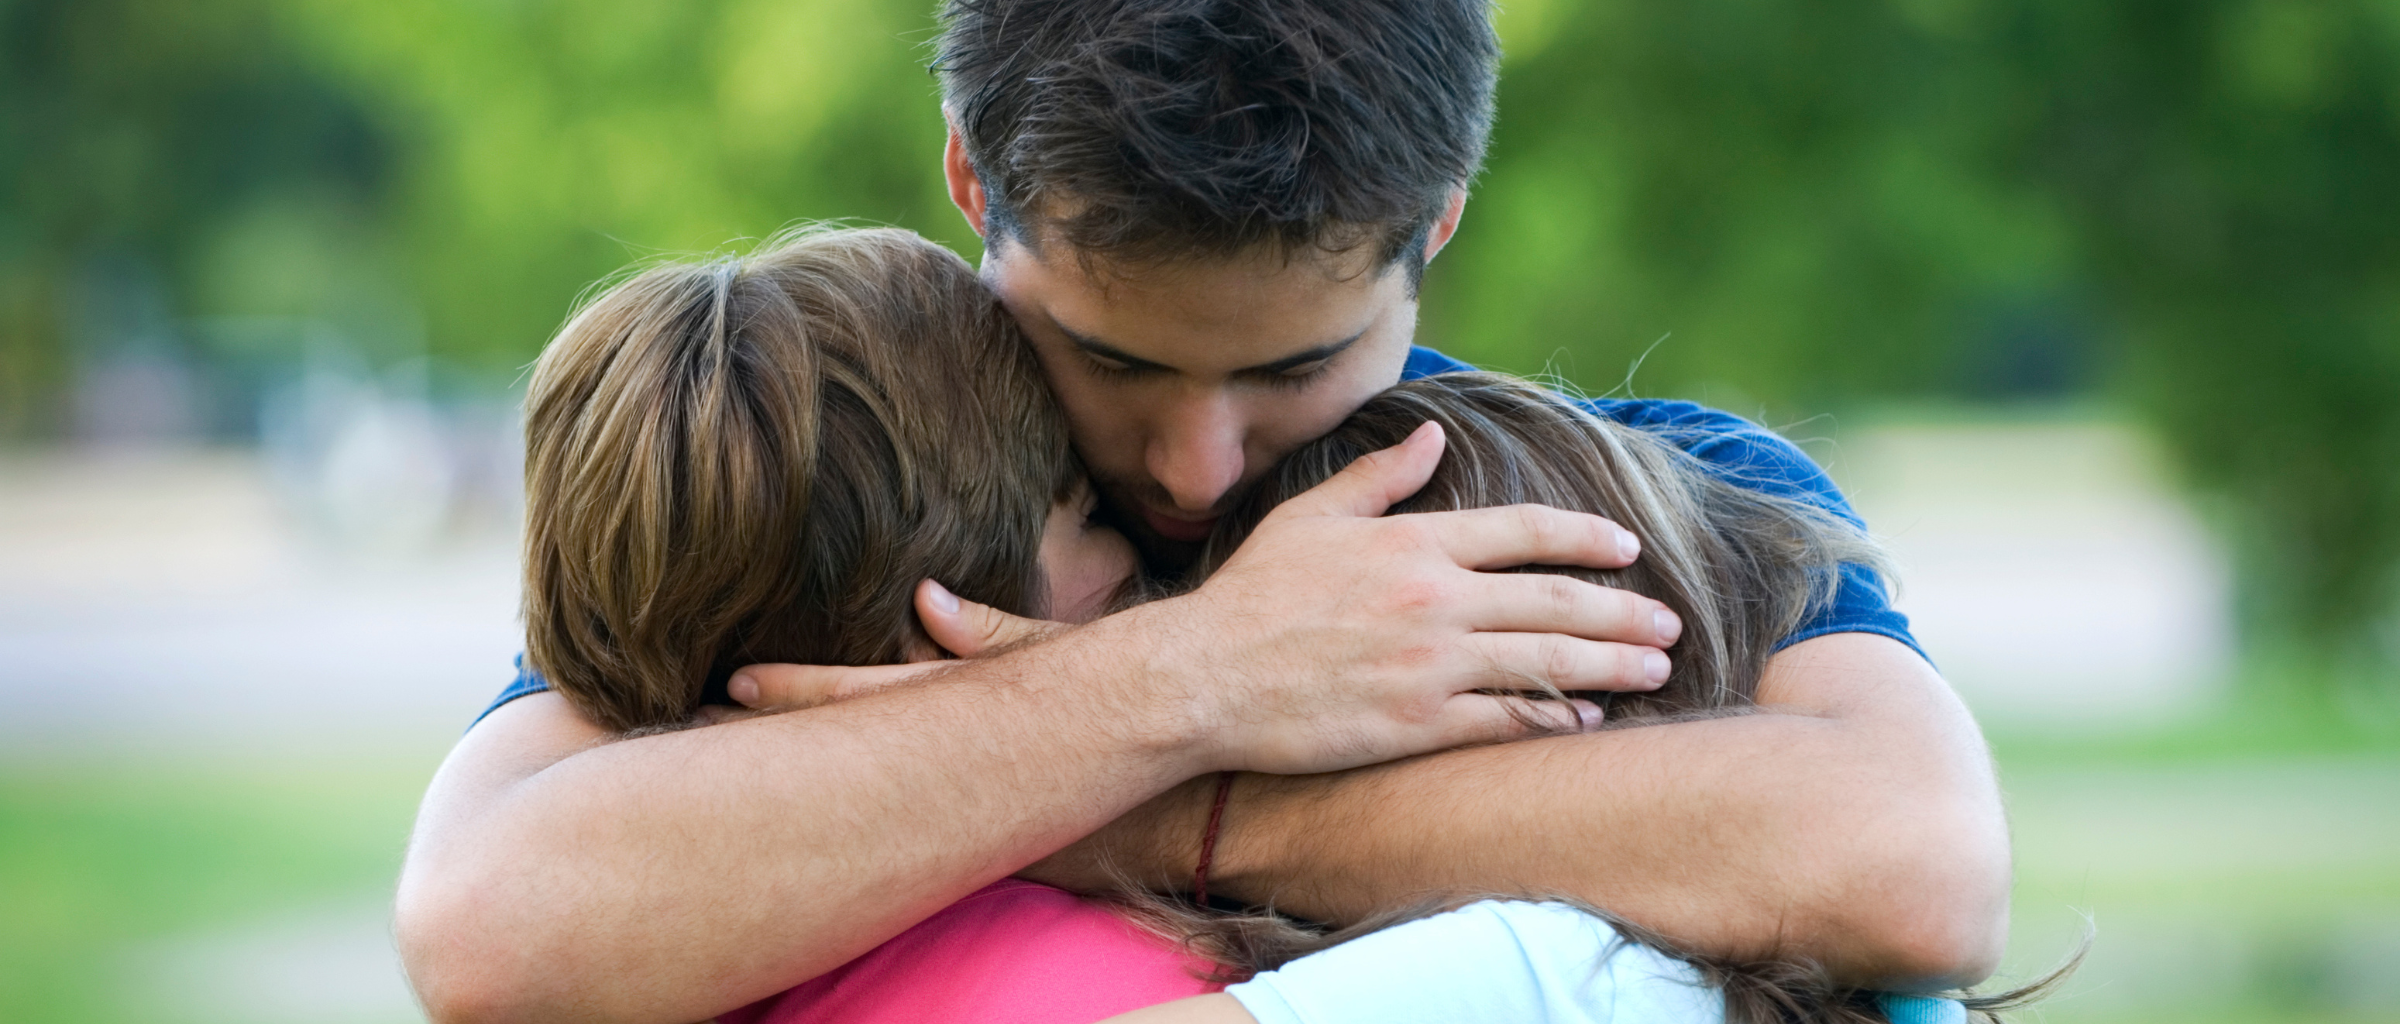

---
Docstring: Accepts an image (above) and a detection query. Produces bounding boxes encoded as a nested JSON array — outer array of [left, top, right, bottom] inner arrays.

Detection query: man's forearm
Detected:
[[1203, 634, 2012, 989], [399, 631, 1208, 1024]]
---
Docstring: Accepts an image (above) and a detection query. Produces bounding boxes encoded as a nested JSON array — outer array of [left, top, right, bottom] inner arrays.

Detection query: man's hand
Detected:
[[1134, 420, 1675, 775]]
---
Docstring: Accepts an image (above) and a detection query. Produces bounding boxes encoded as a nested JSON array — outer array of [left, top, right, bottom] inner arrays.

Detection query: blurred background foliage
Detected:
[[2, 0, 2396, 689], [1438, 0, 2400, 699]]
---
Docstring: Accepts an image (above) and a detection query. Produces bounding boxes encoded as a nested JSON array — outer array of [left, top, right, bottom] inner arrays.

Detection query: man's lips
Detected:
[[1140, 506, 1220, 544]]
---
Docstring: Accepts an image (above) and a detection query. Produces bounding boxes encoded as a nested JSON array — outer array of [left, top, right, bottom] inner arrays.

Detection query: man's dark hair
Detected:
[[934, 0, 1499, 275]]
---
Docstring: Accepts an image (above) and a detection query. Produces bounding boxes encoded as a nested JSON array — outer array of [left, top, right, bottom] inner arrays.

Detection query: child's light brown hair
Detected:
[[520, 226, 1074, 732]]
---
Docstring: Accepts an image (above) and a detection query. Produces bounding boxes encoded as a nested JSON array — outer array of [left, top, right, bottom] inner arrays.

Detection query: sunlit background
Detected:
[[3, 0, 2397, 1021]]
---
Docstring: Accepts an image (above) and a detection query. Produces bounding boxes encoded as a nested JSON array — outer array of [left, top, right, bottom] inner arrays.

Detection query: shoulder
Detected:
[[470, 653, 555, 730], [1401, 348, 1920, 659], [1583, 397, 1859, 524], [1402, 347, 1855, 523]]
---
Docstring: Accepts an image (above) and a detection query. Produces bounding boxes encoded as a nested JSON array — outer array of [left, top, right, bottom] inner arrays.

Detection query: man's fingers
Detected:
[[1461, 632, 1672, 692], [726, 662, 933, 710], [1267, 420, 1446, 521], [916, 579, 1064, 657], [723, 580, 1061, 712], [1468, 572, 1682, 646], [1420, 503, 1641, 571]]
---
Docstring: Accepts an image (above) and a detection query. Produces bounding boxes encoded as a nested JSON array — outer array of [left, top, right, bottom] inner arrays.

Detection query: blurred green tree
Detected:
[[1433, 0, 2400, 693], [2023, 0, 2400, 692], [273, 0, 964, 372], [0, 0, 964, 427], [0, 0, 392, 433]]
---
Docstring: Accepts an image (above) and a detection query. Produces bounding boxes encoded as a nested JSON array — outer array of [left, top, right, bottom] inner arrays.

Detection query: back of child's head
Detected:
[[521, 226, 1074, 732]]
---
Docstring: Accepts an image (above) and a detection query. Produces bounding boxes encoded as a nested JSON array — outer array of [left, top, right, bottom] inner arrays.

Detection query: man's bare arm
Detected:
[[1028, 633, 2012, 990], [398, 633, 1224, 1024]]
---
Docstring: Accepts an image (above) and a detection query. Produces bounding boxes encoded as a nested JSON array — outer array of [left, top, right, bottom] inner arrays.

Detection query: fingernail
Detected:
[[1643, 651, 1671, 686], [1654, 609, 1682, 646], [924, 579, 960, 615], [728, 672, 760, 706], [1573, 699, 1605, 731], [1615, 530, 1640, 562]]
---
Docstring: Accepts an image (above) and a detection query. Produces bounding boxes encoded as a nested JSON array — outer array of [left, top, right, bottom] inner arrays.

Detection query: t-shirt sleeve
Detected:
[[1585, 396, 1926, 663], [1879, 994, 1969, 1024], [1223, 900, 1724, 1024], [468, 653, 553, 730]]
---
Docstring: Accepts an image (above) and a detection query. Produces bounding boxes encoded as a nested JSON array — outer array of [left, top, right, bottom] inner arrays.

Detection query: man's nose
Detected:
[[1146, 394, 1247, 513]]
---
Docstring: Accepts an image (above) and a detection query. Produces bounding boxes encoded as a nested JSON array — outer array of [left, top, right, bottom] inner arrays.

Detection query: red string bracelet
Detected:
[[1192, 771, 1236, 906]]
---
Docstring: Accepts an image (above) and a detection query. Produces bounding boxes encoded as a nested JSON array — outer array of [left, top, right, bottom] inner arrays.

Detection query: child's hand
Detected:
[[727, 578, 1066, 709]]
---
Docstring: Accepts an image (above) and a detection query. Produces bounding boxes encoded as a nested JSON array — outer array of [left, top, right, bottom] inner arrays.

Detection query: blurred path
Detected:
[[1827, 417, 2233, 730], [2, 416, 2235, 745], [0, 448, 519, 755]]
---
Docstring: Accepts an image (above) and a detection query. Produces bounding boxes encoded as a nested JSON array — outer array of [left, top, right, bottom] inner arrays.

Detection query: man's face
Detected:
[[984, 238, 1419, 567]]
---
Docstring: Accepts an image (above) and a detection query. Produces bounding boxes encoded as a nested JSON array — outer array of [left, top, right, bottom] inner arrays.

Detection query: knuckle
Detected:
[[1396, 691, 1447, 727], [1512, 505, 1558, 551], [1391, 640, 1444, 672], [1539, 574, 1584, 613], [1599, 588, 1646, 633], [1614, 644, 1652, 684], [1386, 577, 1453, 614], [1540, 636, 1581, 685], [1381, 516, 1440, 554]]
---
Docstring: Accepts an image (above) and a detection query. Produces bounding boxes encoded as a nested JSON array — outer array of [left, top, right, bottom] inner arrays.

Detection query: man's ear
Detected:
[[1422, 188, 1469, 264], [943, 119, 990, 239]]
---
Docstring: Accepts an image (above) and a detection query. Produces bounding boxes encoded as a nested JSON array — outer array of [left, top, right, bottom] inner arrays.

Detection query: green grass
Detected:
[[0, 754, 436, 1023], [1986, 686, 2400, 769], [1985, 704, 2400, 1023], [3, 713, 2396, 1023]]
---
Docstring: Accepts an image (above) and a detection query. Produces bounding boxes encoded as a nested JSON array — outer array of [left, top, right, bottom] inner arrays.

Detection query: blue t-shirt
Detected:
[[476, 346, 1917, 726]]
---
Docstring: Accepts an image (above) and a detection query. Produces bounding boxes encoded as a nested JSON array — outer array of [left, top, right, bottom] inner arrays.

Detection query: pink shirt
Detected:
[[719, 880, 1223, 1024]]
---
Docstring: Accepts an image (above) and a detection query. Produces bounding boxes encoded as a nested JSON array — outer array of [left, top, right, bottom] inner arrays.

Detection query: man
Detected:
[[395, 1, 2011, 1021]]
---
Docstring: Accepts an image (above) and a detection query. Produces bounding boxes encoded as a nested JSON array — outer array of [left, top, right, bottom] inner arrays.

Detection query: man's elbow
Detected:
[[1840, 864, 2010, 989], [1828, 804, 2013, 989], [396, 871, 557, 1024]]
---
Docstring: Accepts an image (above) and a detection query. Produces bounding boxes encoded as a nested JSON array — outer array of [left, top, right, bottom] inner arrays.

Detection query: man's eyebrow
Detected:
[[1240, 333, 1364, 375], [1062, 327, 1366, 375], [1061, 329, 1176, 373]]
